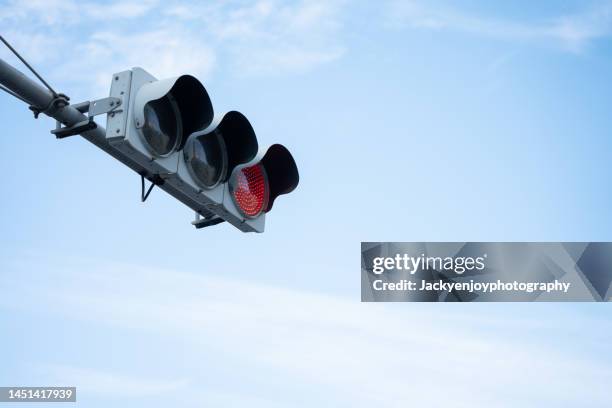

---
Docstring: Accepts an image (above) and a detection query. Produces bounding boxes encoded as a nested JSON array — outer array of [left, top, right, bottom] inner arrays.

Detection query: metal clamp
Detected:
[[51, 96, 122, 139], [30, 93, 70, 119]]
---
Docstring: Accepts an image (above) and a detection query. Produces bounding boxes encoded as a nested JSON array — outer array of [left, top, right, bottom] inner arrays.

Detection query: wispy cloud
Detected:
[[189, 0, 346, 76], [39, 365, 190, 398], [0, 0, 346, 97], [0, 0, 159, 25], [387, 0, 612, 52], [61, 27, 217, 97], [1, 254, 611, 406], [4, 0, 608, 99]]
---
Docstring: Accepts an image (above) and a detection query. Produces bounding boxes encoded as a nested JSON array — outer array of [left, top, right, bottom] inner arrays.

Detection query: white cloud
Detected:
[[168, 0, 346, 76], [0, 0, 78, 25], [387, 0, 612, 52], [1, 255, 611, 406], [0, 0, 159, 25], [0, 30, 63, 65], [2, 0, 611, 96], [64, 27, 218, 97], [0, 0, 346, 95], [82, 0, 159, 20]]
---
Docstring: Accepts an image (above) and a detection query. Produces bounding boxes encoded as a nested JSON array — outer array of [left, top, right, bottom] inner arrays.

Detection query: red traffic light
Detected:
[[230, 163, 268, 218]]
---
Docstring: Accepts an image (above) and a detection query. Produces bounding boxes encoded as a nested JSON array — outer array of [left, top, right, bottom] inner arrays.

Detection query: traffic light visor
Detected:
[[260, 144, 299, 212]]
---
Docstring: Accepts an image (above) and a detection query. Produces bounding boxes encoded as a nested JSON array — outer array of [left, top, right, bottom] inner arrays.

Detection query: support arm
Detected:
[[0, 57, 145, 175]]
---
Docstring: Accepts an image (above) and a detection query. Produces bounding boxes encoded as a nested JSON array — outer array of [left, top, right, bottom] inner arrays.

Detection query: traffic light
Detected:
[[0, 35, 297, 234], [105, 67, 299, 232]]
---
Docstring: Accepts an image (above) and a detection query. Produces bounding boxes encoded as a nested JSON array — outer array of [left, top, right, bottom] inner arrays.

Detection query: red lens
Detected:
[[231, 164, 268, 217]]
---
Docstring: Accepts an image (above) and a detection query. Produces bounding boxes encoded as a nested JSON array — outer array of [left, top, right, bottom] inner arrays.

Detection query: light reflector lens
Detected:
[[230, 164, 268, 218], [142, 95, 182, 157], [184, 132, 227, 189]]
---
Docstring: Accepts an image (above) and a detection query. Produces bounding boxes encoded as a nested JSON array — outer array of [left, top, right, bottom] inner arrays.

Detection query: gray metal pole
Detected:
[[0, 57, 144, 175]]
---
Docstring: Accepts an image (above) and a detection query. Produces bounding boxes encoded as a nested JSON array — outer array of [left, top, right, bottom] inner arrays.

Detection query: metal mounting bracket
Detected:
[[192, 211, 226, 229], [140, 174, 165, 202], [51, 96, 122, 139]]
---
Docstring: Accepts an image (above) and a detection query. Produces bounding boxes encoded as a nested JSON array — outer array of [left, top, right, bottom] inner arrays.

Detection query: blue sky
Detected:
[[1, 0, 612, 406]]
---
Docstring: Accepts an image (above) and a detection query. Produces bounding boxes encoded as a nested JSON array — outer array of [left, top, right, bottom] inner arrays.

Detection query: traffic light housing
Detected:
[[104, 67, 298, 233]]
